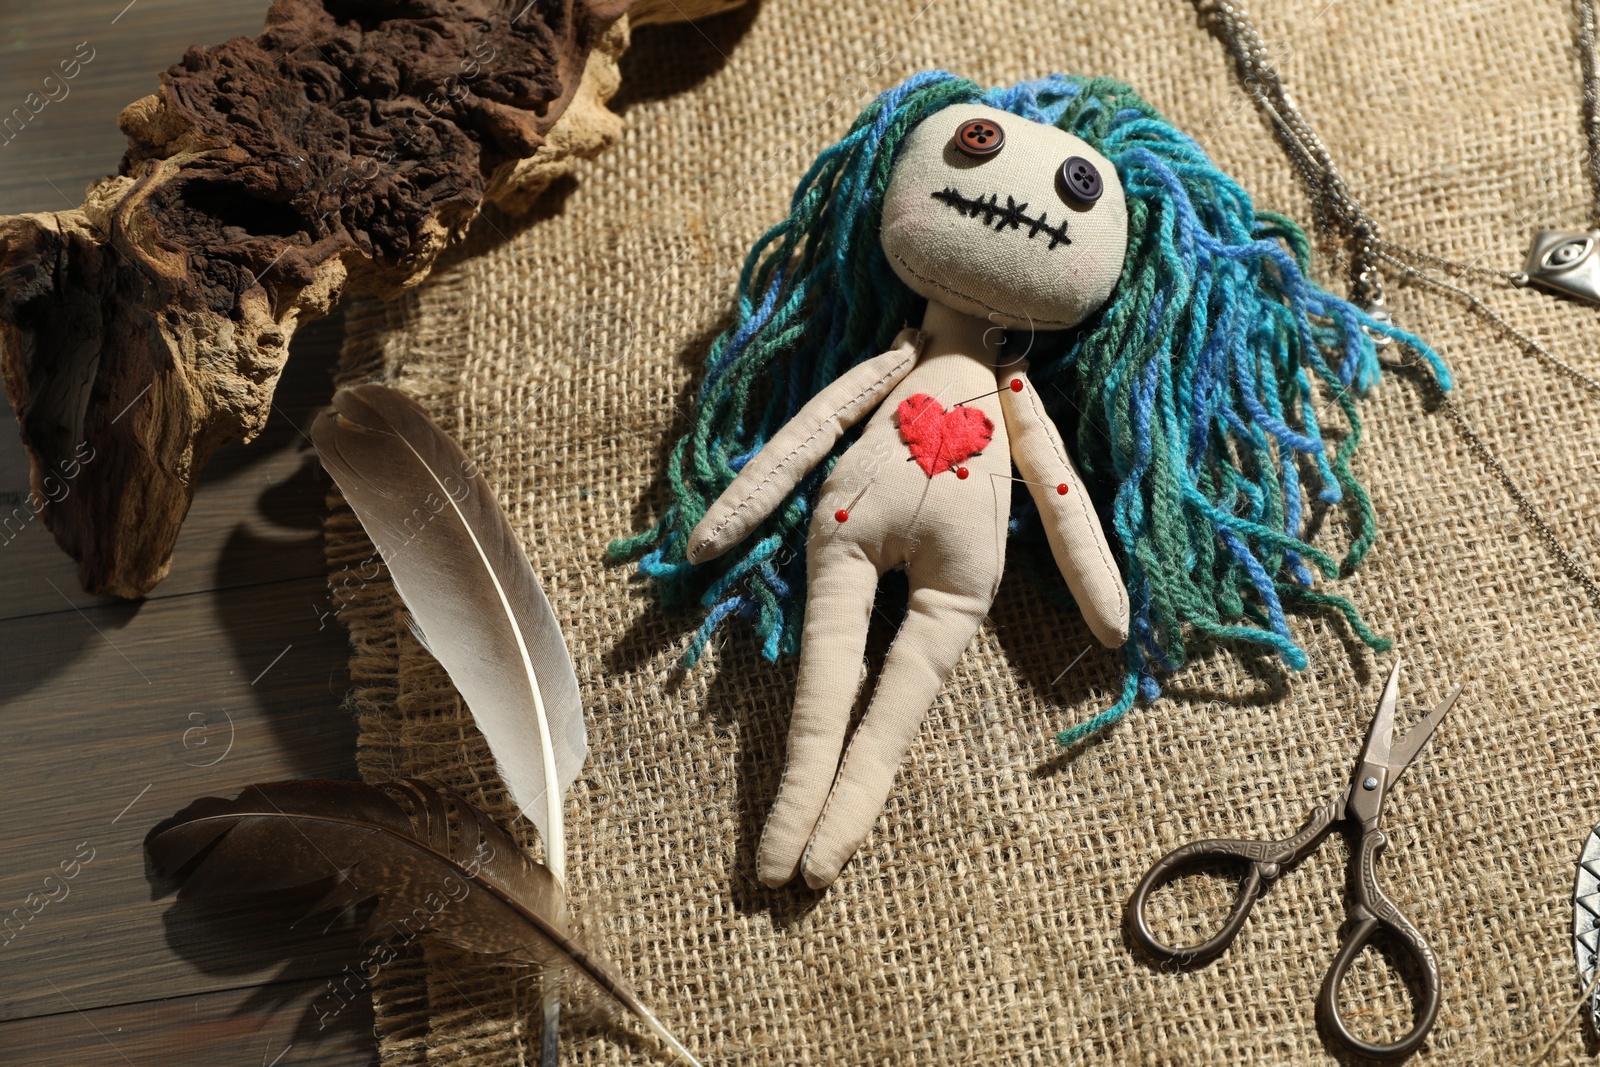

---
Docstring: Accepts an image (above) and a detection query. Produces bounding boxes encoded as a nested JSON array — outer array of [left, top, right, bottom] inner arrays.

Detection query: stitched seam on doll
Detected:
[[692, 346, 920, 556], [1019, 379, 1129, 630], [763, 748, 831, 880], [930, 187, 1073, 250], [884, 247, 1077, 329], [755, 802, 787, 880]]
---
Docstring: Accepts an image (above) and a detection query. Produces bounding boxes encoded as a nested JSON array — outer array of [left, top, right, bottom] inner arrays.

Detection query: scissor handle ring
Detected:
[[1128, 839, 1273, 966], [1316, 833, 1442, 1060]]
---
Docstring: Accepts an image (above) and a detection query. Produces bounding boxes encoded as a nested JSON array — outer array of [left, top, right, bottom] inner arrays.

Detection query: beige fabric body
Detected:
[[326, 1, 1600, 1063], [695, 302, 1125, 890], [747, 303, 1014, 888]]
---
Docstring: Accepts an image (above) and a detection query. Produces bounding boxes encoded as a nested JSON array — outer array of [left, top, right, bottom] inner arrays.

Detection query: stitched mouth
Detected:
[[929, 187, 1072, 250]]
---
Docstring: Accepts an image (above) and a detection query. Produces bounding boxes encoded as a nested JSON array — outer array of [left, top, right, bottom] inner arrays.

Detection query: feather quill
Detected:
[[146, 779, 703, 1065], [311, 384, 585, 875], [314, 384, 590, 1064]]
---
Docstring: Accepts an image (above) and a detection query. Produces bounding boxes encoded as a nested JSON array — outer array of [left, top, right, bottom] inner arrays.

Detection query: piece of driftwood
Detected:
[[0, 0, 739, 597]]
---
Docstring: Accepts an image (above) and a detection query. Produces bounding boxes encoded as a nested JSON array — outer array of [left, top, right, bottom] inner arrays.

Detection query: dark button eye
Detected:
[[1060, 156, 1103, 204], [954, 118, 1005, 158]]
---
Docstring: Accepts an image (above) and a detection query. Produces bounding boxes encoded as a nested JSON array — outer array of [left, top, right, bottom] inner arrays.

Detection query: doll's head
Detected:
[[614, 73, 1445, 742], [879, 102, 1127, 330]]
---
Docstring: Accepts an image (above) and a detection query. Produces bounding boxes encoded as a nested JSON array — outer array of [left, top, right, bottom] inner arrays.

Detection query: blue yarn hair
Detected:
[[610, 72, 1448, 744]]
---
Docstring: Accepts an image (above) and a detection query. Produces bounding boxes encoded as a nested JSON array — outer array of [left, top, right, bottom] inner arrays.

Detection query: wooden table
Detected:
[[0, 3, 376, 1063]]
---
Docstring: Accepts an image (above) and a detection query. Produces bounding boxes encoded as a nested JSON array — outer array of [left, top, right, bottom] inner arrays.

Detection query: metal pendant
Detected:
[[1523, 230, 1600, 304], [1574, 822, 1600, 1033], [1360, 293, 1394, 347]]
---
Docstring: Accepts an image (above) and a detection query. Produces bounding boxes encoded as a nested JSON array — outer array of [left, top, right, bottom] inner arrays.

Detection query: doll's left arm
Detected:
[[687, 328, 926, 564], [1000, 368, 1129, 647]]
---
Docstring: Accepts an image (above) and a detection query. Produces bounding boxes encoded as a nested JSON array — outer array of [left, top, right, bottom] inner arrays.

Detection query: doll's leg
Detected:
[[798, 580, 990, 889], [756, 539, 882, 888]]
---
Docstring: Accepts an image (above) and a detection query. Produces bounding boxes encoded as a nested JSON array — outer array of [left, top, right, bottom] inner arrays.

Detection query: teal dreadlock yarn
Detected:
[[609, 71, 1448, 745]]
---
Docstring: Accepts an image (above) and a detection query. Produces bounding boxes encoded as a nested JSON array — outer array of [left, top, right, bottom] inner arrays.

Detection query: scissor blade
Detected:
[[1357, 658, 1404, 767], [1385, 678, 1465, 780]]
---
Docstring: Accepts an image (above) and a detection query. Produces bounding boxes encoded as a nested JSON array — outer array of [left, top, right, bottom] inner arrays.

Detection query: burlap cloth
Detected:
[[322, 0, 1600, 1062]]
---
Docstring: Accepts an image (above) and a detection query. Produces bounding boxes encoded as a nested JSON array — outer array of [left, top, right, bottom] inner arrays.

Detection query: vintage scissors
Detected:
[[1129, 660, 1464, 1059]]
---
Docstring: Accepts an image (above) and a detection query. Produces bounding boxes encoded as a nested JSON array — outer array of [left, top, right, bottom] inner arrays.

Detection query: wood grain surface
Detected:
[[0, 978, 375, 1067], [1, 1, 375, 1063]]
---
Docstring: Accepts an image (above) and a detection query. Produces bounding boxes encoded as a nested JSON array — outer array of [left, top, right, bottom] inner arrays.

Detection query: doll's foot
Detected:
[[799, 839, 852, 890], [755, 814, 810, 887]]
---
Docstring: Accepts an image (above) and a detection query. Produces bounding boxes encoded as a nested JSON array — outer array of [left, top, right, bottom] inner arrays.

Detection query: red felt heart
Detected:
[[896, 393, 994, 477]]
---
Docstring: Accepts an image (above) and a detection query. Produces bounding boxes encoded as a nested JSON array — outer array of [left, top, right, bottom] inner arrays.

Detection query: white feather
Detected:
[[312, 384, 585, 877]]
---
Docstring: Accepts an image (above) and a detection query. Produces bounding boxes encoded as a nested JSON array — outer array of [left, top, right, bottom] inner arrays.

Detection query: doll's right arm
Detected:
[[687, 328, 925, 564]]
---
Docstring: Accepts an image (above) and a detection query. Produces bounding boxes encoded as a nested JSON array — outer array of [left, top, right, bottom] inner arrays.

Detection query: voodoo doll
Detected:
[[614, 73, 1444, 888]]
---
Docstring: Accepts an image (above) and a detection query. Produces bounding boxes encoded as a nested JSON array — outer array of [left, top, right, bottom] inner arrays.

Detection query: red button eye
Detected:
[[955, 118, 1005, 158]]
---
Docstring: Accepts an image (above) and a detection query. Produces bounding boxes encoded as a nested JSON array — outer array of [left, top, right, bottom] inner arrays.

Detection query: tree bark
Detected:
[[0, 0, 735, 596]]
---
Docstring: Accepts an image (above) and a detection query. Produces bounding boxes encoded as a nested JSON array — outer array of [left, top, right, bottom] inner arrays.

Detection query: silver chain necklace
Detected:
[[1194, 0, 1600, 617]]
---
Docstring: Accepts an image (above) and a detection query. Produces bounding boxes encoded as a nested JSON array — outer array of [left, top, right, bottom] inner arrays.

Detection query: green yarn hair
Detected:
[[611, 71, 1448, 743]]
